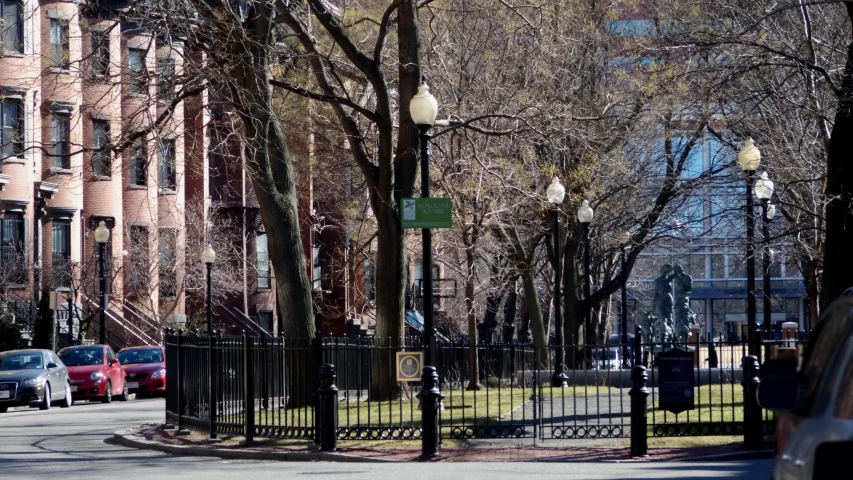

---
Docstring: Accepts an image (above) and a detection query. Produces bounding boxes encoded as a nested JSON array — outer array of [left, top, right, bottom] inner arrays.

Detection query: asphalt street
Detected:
[[0, 398, 773, 479]]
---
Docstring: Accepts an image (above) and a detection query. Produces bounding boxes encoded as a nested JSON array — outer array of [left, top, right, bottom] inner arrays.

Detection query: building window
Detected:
[[258, 311, 273, 333], [130, 137, 147, 186], [92, 119, 111, 177], [51, 220, 71, 288], [128, 225, 149, 294], [157, 57, 174, 101], [1, 211, 25, 284], [1, 98, 22, 158], [1, 1, 22, 54], [157, 139, 175, 190], [91, 32, 109, 77], [364, 260, 375, 303], [312, 245, 322, 290], [128, 48, 147, 95], [51, 113, 70, 169], [606, 19, 657, 37], [256, 233, 270, 289], [158, 228, 177, 298], [49, 19, 70, 69]]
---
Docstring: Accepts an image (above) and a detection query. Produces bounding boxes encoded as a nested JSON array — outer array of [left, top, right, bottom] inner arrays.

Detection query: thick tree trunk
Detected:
[[369, 205, 407, 400], [233, 5, 314, 341], [228, 5, 315, 407], [820, 16, 853, 310], [520, 267, 549, 369]]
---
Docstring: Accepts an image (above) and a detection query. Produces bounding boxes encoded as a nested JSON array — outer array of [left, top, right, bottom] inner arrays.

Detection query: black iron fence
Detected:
[[165, 327, 808, 453]]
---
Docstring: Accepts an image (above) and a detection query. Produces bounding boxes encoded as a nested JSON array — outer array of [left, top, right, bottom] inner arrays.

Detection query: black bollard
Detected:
[[317, 364, 339, 452], [742, 355, 762, 449], [629, 363, 649, 457], [419, 366, 444, 459]]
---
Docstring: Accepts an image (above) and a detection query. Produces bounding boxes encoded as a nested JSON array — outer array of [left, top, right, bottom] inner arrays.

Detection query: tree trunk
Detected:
[[520, 267, 549, 369], [369, 204, 407, 400], [502, 281, 518, 342], [232, 5, 314, 340], [820, 10, 853, 310], [465, 245, 481, 391], [563, 235, 583, 368]]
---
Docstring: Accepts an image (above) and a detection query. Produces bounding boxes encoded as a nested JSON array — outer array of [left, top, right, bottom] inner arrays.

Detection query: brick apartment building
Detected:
[[0, 0, 378, 345]]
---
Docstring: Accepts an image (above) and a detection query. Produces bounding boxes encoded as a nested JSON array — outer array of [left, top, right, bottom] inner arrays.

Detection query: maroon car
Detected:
[[58, 345, 128, 403], [116, 346, 166, 397]]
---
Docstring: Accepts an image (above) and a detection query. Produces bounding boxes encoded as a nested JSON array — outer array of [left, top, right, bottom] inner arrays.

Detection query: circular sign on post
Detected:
[[396, 352, 423, 382]]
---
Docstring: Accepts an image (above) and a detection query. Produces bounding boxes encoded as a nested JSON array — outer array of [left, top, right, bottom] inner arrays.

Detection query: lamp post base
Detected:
[[551, 366, 569, 388]]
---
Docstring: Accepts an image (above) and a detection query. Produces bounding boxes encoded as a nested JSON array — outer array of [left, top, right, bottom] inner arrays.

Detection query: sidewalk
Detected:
[[116, 424, 774, 463]]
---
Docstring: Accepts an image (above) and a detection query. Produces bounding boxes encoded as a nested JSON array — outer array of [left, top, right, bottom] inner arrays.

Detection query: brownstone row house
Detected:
[[0, 0, 383, 346]]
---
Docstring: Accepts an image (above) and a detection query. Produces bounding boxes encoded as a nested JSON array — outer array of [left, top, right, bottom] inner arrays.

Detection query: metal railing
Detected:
[[165, 329, 807, 451]]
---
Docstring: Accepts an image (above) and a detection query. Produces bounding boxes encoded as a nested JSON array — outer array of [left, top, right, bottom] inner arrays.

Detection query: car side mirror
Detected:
[[758, 359, 801, 413], [46, 362, 58, 369], [108, 358, 119, 366]]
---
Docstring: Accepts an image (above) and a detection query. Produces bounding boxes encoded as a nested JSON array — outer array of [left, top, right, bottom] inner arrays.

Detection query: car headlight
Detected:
[[22, 377, 44, 386], [90, 372, 104, 380], [151, 369, 166, 379]]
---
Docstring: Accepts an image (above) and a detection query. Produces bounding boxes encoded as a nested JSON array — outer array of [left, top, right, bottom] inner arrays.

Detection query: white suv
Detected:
[[760, 294, 853, 480]]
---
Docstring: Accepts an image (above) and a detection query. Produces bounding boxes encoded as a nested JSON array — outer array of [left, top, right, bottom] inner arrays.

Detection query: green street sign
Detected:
[[400, 198, 452, 229]]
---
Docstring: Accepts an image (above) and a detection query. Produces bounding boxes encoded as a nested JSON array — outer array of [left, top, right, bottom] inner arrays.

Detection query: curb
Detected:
[[112, 429, 398, 463], [674, 449, 775, 462]]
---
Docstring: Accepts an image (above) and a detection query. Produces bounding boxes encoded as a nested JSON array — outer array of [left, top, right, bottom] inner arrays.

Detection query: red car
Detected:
[[116, 346, 166, 397], [58, 345, 129, 403]]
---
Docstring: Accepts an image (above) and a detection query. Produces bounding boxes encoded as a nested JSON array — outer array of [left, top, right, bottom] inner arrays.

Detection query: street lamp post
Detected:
[[409, 81, 439, 368], [94, 221, 110, 346], [738, 139, 760, 356], [203, 244, 217, 334], [755, 172, 775, 340], [577, 200, 594, 362], [547, 178, 567, 387], [410, 81, 440, 459], [618, 231, 632, 368]]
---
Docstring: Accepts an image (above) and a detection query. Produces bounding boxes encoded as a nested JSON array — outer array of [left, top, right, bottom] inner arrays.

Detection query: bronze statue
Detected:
[[652, 264, 675, 344], [672, 264, 696, 344]]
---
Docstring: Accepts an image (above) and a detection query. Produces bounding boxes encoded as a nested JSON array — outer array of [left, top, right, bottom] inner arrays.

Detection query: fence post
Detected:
[[419, 366, 444, 459], [317, 364, 339, 451], [630, 325, 648, 457], [243, 332, 255, 444], [312, 330, 322, 445], [742, 354, 762, 449], [633, 325, 643, 367], [207, 331, 221, 443]]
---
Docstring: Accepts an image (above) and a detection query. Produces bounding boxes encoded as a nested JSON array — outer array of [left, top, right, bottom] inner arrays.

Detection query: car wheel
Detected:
[[39, 383, 51, 410], [117, 380, 129, 402], [102, 381, 112, 403], [0, 406, 7, 413], [58, 382, 73, 408]]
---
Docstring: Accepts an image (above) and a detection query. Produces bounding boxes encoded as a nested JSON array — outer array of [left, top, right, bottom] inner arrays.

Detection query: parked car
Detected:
[[116, 346, 166, 397], [759, 291, 853, 480], [58, 345, 128, 403], [0, 349, 73, 412]]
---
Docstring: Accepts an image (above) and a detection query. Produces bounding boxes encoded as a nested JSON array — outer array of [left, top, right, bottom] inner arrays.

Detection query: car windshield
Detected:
[[117, 348, 163, 364], [59, 347, 103, 366], [0, 353, 43, 371]]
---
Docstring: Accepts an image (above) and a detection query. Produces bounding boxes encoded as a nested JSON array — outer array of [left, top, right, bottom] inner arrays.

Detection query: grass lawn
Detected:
[[648, 384, 745, 424]]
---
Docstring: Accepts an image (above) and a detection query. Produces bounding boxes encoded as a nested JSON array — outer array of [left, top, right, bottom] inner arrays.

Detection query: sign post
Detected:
[[657, 348, 695, 414]]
